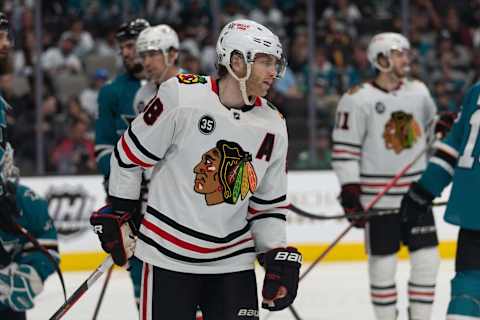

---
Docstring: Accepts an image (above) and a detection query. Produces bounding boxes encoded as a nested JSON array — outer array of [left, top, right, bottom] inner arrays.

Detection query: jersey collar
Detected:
[[370, 79, 403, 93]]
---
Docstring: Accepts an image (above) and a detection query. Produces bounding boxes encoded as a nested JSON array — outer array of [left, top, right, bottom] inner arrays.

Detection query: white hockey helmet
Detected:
[[216, 19, 286, 105], [136, 24, 179, 54], [367, 32, 410, 72]]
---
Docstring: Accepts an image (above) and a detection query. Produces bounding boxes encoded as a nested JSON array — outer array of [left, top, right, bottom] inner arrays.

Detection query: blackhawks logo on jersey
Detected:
[[177, 74, 207, 85], [193, 140, 257, 206], [383, 111, 422, 154]]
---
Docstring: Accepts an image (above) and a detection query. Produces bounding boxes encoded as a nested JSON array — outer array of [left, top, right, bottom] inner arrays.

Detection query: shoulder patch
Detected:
[[347, 83, 364, 95], [177, 74, 208, 85]]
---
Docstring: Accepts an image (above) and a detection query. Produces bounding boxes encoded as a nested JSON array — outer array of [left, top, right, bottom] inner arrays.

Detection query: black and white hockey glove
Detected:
[[400, 182, 434, 227], [90, 205, 136, 266], [259, 247, 302, 311], [339, 183, 366, 228]]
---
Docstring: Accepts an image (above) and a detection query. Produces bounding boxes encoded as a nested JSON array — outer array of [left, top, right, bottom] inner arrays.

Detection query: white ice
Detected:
[[30, 260, 453, 320]]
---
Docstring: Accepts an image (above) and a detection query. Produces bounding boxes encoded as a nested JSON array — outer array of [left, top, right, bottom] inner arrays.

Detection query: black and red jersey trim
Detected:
[[146, 206, 250, 243], [250, 194, 286, 205], [127, 127, 161, 162], [114, 145, 136, 168], [138, 233, 255, 263]]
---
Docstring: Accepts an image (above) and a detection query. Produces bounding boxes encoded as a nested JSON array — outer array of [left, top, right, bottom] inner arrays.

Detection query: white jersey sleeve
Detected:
[[331, 89, 368, 185], [109, 78, 180, 201], [247, 128, 289, 254], [420, 81, 438, 140]]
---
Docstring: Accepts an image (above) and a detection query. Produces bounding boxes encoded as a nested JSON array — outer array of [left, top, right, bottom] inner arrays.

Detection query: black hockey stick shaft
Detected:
[[92, 265, 114, 320], [49, 256, 114, 320], [288, 201, 446, 221]]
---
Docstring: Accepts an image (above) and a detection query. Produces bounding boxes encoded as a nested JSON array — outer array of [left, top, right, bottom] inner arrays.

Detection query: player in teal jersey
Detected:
[[0, 146, 59, 320], [0, 13, 59, 319], [400, 82, 480, 319], [94, 18, 150, 308]]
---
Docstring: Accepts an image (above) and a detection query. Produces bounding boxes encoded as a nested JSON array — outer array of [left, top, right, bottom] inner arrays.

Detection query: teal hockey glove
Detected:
[[0, 263, 43, 311]]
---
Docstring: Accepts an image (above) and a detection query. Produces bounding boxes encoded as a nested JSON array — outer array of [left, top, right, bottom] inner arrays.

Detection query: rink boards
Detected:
[[21, 172, 457, 271]]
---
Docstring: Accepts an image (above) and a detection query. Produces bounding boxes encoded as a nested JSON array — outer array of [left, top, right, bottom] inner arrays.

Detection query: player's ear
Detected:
[[230, 52, 246, 78]]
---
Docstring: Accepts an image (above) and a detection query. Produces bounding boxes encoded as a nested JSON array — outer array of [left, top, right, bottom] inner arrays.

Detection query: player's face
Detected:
[[140, 50, 167, 81], [390, 49, 410, 78], [119, 39, 138, 71], [193, 148, 221, 194], [0, 30, 11, 59], [247, 53, 277, 97]]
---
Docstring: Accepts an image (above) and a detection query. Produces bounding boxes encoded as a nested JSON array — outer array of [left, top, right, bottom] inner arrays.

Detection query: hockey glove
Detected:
[[0, 263, 43, 311], [90, 205, 136, 266], [339, 183, 366, 228], [259, 247, 302, 311], [400, 182, 434, 227], [434, 111, 457, 139]]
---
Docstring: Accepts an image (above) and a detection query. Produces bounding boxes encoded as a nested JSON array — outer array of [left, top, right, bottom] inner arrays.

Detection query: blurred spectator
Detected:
[[79, 68, 109, 119], [432, 79, 457, 112], [442, 6, 472, 47], [69, 18, 94, 58], [426, 31, 471, 73], [342, 43, 375, 88], [273, 66, 302, 99], [180, 53, 201, 75], [322, 0, 361, 38], [304, 46, 337, 95], [95, 28, 123, 70], [221, 0, 246, 26], [249, 0, 284, 37], [41, 31, 82, 75], [51, 118, 96, 174], [13, 30, 35, 78], [145, 0, 181, 25]]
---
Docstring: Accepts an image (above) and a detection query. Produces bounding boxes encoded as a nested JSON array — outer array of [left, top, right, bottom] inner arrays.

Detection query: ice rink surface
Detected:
[[30, 260, 454, 320]]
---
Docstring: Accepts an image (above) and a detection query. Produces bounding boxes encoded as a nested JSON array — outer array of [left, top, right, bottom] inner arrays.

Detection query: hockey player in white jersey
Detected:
[[90, 19, 301, 320], [133, 24, 181, 115], [332, 33, 453, 320]]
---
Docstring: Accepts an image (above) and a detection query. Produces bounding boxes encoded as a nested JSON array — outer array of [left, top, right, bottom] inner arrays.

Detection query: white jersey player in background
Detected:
[[332, 33, 453, 320], [132, 24, 182, 208], [90, 19, 301, 320]]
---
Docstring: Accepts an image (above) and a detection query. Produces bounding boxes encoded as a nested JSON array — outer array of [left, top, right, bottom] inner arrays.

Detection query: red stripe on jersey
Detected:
[[332, 149, 361, 156], [371, 292, 397, 298], [142, 219, 253, 253], [121, 136, 153, 168], [408, 290, 434, 297], [141, 263, 149, 320], [248, 205, 290, 215], [255, 96, 262, 106], [362, 182, 411, 188], [211, 78, 219, 95]]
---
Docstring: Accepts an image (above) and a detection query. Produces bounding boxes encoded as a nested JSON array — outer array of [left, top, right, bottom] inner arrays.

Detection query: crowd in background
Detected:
[[1, 0, 480, 174]]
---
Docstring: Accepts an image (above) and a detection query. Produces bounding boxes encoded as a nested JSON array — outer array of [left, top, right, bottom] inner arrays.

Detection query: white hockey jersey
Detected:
[[109, 74, 289, 274], [332, 79, 437, 209]]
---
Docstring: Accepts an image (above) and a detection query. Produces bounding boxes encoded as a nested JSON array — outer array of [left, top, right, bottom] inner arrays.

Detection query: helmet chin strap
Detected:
[[225, 62, 256, 106]]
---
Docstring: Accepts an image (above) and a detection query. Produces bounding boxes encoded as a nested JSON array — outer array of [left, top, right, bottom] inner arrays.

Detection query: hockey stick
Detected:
[[288, 201, 447, 221], [91, 265, 114, 320], [286, 139, 435, 320], [49, 255, 114, 320]]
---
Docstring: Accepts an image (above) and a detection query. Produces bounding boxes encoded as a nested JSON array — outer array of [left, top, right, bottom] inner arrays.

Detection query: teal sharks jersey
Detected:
[[0, 184, 59, 310], [95, 73, 142, 176], [419, 83, 480, 229]]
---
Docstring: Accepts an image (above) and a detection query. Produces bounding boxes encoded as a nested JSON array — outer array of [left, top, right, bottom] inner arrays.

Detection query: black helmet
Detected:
[[116, 18, 150, 42], [0, 12, 9, 30]]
